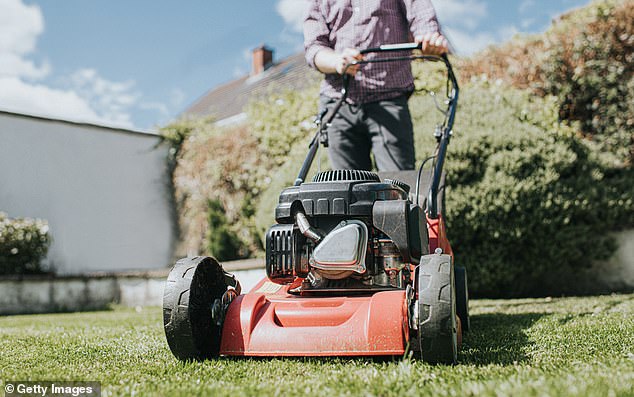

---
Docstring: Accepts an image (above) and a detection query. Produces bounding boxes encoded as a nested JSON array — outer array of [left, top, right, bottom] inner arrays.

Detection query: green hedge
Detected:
[[247, 80, 320, 168], [444, 82, 633, 297], [160, 121, 262, 259], [205, 199, 242, 261], [0, 212, 51, 275]]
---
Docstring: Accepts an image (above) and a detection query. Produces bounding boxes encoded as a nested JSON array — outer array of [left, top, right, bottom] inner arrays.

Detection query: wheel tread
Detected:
[[163, 256, 231, 361], [415, 254, 457, 364]]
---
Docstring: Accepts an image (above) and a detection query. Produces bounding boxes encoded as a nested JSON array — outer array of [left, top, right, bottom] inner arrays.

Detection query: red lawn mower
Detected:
[[163, 43, 469, 364]]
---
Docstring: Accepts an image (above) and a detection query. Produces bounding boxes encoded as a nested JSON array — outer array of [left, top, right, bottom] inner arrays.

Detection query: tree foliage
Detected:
[[460, 0, 634, 164]]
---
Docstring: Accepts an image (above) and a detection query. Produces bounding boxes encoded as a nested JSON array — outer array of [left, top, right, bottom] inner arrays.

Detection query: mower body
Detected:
[[163, 50, 467, 363], [219, 169, 453, 357]]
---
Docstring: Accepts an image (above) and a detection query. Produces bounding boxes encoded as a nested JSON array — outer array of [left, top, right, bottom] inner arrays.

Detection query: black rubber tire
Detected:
[[416, 253, 457, 364], [455, 266, 470, 333], [163, 256, 229, 361]]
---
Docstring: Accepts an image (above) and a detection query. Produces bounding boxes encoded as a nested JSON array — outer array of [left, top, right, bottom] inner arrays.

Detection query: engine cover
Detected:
[[310, 220, 368, 278], [275, 171, 408, 223]]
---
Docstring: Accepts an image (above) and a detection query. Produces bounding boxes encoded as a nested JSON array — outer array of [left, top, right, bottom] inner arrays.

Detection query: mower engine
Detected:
[[266, 169, 428, 293]]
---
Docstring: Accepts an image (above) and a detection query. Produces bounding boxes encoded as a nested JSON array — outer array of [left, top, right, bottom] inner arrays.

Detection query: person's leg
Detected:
[[321, 97, 372, 170], [364, 96, 416, 171]]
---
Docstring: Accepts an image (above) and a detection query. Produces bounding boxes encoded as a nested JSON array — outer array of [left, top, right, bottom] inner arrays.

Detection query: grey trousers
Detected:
[[320, 95, 415, 171]]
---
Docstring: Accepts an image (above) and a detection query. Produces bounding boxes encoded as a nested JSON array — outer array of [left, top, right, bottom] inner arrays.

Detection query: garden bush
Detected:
[[444, 82, 633, 297], [246, 79, 320, 167], [205, 199, 242, 261], [460, 0, 634, 164], [0, 212, 51, 275], [162, 121, 262, 259], [163, 79, 321, 260]]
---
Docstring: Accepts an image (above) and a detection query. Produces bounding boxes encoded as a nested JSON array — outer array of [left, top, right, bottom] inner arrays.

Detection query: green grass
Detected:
[[1, 294, 633, 397]]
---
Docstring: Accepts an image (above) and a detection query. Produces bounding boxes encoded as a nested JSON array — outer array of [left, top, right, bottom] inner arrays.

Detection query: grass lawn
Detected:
[[1, 293, 633, 397]]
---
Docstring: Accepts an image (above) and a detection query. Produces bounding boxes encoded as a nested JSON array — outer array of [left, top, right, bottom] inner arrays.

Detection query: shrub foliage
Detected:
[[460, 0, 634, 164], [0, 212, 51, 275], [162, 122, 262, 259], [205, 199, 242, 261], [444, 82, 634, 297]]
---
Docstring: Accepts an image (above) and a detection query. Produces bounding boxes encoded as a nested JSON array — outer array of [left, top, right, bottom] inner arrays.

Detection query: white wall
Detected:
[[0, 111, 174, 274]]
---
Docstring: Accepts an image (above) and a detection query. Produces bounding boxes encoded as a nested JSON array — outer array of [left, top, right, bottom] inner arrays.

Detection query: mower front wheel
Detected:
[[162, 256, 240, 361], [415, 253, 458, 364]]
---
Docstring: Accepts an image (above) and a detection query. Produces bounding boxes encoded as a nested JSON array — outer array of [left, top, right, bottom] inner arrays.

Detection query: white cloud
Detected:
[[432, 0, 487, 30], [0, 0, 49, 79], [521, 18, 536, 29], [68, 68, 140, 127], [276, 0, 309, 33], [0, 0, 43, 56], [431, 0, 494, 54], [498, 25, 520, 41], [0, 53, 50, 80], [0, 0, 187, 130], [443, 26, 495, 55], [0, 76, 102, 122]]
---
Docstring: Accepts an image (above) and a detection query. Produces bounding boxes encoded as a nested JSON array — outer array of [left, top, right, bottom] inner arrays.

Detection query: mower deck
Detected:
[[220, 279, 408, 356]]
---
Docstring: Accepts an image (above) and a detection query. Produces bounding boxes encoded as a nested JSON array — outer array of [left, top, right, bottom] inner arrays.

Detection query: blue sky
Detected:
[[0, 0, 590, 130]]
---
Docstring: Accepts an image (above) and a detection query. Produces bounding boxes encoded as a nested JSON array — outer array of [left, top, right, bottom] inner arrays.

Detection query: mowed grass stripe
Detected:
[[0, 294, 632, 397]]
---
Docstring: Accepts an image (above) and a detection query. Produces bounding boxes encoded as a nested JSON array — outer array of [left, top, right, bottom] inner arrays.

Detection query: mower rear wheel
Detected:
[[416, 253, 458, 364], [163, 256, 238, 361], [455, 266, 470, 332]]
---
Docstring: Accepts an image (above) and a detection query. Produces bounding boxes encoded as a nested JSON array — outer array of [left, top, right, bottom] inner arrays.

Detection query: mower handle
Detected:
[[295, 44, 458, 218], [360, 42, 423, 54]]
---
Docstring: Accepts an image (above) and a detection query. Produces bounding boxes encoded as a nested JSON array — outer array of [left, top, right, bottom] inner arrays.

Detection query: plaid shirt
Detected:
[[304, 0, 440, 104]]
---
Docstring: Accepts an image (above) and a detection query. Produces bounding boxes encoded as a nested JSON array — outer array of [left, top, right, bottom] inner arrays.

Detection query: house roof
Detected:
[[183, 52, 319, 121]]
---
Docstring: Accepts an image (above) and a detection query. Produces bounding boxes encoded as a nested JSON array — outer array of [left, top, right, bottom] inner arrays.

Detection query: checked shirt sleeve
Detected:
[[403, 0, 441, 38], [303, 0, 332, 69]]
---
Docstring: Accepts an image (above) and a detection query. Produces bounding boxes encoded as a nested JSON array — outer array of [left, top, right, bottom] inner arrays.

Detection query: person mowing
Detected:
[[303, 0, 448, 171]]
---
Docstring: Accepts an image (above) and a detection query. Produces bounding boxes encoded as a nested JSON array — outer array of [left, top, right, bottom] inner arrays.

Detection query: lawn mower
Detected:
[[163, 43, 469, 364]]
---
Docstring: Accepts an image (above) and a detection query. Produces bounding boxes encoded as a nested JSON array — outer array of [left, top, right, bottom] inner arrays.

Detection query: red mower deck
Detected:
[[220, 281, 408, 356]]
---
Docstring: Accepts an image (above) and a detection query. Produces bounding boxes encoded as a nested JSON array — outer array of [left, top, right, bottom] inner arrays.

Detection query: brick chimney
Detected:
[[252, 45, 274, 75]]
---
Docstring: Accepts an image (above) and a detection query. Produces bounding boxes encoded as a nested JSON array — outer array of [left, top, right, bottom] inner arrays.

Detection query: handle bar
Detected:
[[295, 43, 458, 211], [360, 42, 423, 54]]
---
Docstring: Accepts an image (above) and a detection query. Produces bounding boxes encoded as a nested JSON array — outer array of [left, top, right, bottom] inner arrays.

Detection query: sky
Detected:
[[0, 0, 591, 131]]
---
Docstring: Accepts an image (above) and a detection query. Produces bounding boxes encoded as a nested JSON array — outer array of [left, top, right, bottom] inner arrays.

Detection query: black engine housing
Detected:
[[266, 170, 429, 288], [275, 170, 407, 222]]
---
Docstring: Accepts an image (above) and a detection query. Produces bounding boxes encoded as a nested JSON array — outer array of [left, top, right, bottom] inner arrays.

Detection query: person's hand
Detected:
[[415, 32, 448, 55], [336, 48, 363, 75]]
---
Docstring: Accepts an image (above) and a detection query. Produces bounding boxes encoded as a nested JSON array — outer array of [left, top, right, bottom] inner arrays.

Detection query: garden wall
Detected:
[[0, 110, 174, 275]]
